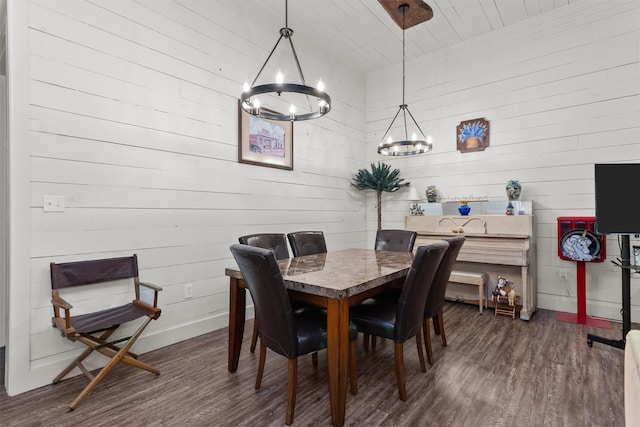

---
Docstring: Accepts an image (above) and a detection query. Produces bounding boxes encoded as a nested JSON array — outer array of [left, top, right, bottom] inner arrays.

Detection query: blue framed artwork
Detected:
[[457, 118, 489, 153]]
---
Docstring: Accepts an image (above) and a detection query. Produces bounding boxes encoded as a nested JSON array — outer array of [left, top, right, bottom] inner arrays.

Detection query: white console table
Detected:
[[406, 215, 537, 320]]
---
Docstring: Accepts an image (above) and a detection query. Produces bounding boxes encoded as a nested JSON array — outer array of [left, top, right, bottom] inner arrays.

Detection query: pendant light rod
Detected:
[[283, 0, 306, 84], [248, 2, 303, 88], [402, 6, 406, 107]]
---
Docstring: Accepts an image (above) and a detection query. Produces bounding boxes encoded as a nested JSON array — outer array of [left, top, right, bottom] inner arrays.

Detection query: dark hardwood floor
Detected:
[[0, 303, 627, 426]]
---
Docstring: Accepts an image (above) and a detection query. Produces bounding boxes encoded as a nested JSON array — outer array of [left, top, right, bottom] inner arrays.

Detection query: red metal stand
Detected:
[[555, 261, 611, 328], [556, 216, 610, 328]]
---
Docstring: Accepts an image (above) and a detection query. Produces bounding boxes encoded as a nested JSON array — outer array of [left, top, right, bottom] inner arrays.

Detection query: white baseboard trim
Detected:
[[9, 309, 255, 396], [536, 294, 635, 323]]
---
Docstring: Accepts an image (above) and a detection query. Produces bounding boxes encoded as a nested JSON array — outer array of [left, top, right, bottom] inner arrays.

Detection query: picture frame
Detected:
[[238, 100, 293, 170], [456, 117, 489, 153]]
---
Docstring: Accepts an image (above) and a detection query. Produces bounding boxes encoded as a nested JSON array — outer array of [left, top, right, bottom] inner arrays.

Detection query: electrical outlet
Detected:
[[43, 195, 65, 212], [184, 284, 193, 299]]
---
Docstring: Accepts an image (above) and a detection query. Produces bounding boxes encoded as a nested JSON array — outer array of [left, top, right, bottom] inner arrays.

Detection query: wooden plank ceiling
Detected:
[[198, 0, 580, 73]]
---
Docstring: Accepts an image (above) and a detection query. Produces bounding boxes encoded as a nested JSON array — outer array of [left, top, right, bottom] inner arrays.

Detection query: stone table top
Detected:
[[225, 248, 414, 299]]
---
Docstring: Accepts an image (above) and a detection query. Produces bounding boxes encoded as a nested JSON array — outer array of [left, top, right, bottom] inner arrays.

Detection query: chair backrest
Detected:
[[229, 244, 299, 359], [50, 255, 138, 290], [394, 242, 449, 343], [238, 233, 290, 260], [375, 229, 417, 252], [287, 231, 327, 257], [423, 236, 466, 318]]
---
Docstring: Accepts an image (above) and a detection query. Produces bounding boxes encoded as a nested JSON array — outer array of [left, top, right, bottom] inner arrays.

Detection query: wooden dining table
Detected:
[[225, 248, 414, 427]]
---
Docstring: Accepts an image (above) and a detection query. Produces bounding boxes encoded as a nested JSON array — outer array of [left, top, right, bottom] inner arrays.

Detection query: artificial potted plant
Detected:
[[351, 162, 410, 230]]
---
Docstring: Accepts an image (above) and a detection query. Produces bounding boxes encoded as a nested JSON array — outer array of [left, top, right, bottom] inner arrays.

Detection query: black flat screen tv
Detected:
[[594, 163, 640, 235]]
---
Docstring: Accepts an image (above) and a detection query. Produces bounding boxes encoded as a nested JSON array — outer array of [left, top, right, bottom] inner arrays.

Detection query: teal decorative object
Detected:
[[506, 180, 521, 201], [426, 186, 438, 203]]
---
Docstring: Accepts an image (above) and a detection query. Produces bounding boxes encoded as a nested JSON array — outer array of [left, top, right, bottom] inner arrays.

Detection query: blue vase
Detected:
[[458, 204, 471, 216]]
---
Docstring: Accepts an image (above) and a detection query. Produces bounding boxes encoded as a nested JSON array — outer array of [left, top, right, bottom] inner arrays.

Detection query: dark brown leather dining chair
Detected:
[[238, 233, 290, 260], [349, 241, 449, 401], [366, 229, 417, 350], [374, 229, 417, 252], [229, 244, 358, 425], [422, 236, 466, 365], [238, 233, 290, 352], [287, 231, 327, 257]]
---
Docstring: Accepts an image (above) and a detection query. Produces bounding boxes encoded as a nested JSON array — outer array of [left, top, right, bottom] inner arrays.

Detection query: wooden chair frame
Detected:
[[50, 254, 162, 410]]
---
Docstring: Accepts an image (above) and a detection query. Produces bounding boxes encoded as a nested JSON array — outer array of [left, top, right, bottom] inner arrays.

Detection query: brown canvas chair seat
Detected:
[[68, 303, 150, 335], [50, 254, 162, 410]]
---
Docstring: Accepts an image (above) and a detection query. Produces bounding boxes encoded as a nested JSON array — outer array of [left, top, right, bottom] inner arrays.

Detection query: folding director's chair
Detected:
[[50, 254, 162, 410]]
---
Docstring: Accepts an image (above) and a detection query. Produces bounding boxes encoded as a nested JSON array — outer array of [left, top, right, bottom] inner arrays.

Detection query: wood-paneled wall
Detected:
[[6, 0, 369, 395], [366, 0, 640, 318], [4, 0, 639, 397]]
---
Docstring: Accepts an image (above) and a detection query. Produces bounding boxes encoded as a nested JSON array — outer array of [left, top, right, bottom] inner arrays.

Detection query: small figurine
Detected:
[[492, 275, 512, 300], [506, 202, 514, 216], [410, 203, 424, 216], [492, 275, 518, 307]]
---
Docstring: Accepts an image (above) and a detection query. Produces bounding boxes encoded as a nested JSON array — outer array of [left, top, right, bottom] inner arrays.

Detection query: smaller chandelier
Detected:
[[378, 4, 432, 156], [240, 0, 331, 122]]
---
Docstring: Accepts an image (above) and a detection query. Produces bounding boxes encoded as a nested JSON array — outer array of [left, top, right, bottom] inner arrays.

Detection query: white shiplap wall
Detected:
[[5, 0, 640, 396], [0, 0, 6, 350], [367, 0, 640, 318], [6, 0, 368, 395]]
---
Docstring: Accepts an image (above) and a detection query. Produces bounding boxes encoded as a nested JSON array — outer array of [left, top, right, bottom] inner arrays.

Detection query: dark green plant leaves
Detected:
[[351, 162, 409, 192]]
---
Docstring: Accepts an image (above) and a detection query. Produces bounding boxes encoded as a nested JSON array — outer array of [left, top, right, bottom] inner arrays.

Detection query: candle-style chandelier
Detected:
[[378, 3, 433, 156], [240, 0, 331, 122]]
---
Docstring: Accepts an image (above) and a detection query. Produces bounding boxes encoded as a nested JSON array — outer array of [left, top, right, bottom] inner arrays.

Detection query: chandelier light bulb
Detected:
[[427, 136, 433, 144], [317, 79, 325, 92], [387, 136, 393, 144], [319, 99, 328, 114], [276, 70, 284, 84], [253, 98, 260, 110], [242, 81, 250, 92], [411, 133, 417, 141]]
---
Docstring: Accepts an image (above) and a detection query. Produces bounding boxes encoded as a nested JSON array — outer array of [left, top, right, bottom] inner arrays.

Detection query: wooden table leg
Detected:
[[228, 277, 246, 372], [326, 298, 349, 427]]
